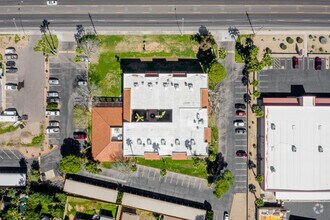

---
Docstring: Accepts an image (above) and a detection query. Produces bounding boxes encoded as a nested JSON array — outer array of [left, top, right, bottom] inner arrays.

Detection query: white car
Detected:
[[49, 78, 59, 85], [47, 0, 57, 5], [49, 120, 60, 127], [224, 212, 229, 220], [78, 80, 87, 86], [46, 110, 60, 116], [47, 91, 59, 97], [46, 127, 60, 134], [234, 120, 245, 127], [5, 83, 18, 90], [5, 47, 16, 54]]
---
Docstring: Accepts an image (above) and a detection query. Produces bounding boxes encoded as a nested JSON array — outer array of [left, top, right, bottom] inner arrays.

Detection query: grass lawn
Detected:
[[66, 196, 117, 218], [136, 158, 207, 179], [89, 35, 199, 97], [34, 35, 59, 55]]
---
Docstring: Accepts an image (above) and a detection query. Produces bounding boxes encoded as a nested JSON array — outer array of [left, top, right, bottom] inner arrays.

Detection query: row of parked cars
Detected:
[[4, 47, 19, 91], [46, 74, 60, 134], [234, 103, 248, 158], [292, 56, 322, 70]]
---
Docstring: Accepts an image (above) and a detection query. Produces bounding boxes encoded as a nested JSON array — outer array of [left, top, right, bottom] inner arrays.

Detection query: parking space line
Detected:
[[235, 180, 246, 183], [1, 150, 11, 159], [235, 185, 246, 188], [153, 170, 156, 180], [187, 177, 191, 188], [235, 162, 246, 165], [192, 178, 197, 188], [176, 175, 179, 185], [0, 154, 3, 159], [235, 91, 246, 94], [235, 168, 246, 171], [198, 179, 202, 190], [170, 173, 174, 184], [141, 166, 145, 177], [9, 149, 20, 159], [147, 167, 151, 178], [164, 174, 168, 183], [235, 174, 247, 177]]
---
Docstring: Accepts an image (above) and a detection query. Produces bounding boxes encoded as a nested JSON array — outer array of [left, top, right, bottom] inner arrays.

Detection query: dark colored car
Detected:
[[74, 132, 87, 140], [236, 110, 246, 117], [242, 76, 248, 86], [235, 128, 246, 134], [244, 94, 251, 103], [235, 103, 246, 109], [315, 57, 322, 70], [6, 61, 16, 67], [292, 56, 299, 69], [47, 97, 60, 104], [6, 67, 18, 73], [5, 54, 18, 60], [236, 150, 248, 157]]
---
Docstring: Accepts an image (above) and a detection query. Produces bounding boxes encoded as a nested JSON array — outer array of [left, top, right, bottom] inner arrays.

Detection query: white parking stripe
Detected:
[[0, 154, 3, 159], [153, 170, 156, 180], [235, 162, 246, 165], [235, 180, 246, 183], [235, 174, 247, 177], [235, 168, 246, 171], [9, 149, 20, 159], [1, 150, 11, 159]]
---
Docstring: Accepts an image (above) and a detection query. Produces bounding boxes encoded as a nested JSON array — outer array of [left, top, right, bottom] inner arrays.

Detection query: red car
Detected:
[[74, 132, 87, 140], [292, 57, 299, 69], [236, 150, 247, 157], [236, 110, 246, 117], [315, 57, 322, 70]]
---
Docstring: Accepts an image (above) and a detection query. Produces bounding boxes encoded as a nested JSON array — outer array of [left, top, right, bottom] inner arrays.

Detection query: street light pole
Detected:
[[13, 18, 18, 32], [181, 18, 184, 36]]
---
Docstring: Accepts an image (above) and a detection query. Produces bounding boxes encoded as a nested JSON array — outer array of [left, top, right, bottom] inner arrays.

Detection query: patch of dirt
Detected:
[[0, 35, 29, 58], [136, 209, 157, 220], [74, 205, 86, 212], [20, 131, 33, 144]]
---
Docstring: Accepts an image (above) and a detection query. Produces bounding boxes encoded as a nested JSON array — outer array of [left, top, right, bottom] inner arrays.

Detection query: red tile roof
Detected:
[[124, 89, 131, 122], [144, 152, 160, 160], [263, 97, 299, 105], [204, 127, 211, 143], [315, 98, 330, 106], [172, 152, 187, 160], [200, 89, 210, 115], [92, 107, 123, 162]]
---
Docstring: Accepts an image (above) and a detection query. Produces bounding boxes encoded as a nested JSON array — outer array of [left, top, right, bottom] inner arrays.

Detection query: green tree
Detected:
[[83, 160, 101, 174], [208, 62, 227, 90], [255, 175, 264, 183], [213, 170, 234, 198], [255, 198, 264, 207], [219, 47, 226, 60], [251, 80, 259, 87], [160, 168, 167, 177], [253, 106, 264, 118], [6, 188, 18, 199], [2, 207, 22, 220], [252, 90, 261, 99], [130, 164, 138, 172], [59, 155, 81, 174]]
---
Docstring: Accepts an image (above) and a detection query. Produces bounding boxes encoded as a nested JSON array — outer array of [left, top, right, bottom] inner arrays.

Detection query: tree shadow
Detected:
[[228, 26, 240, 40], [60, 138, 81, 157], [206, 153, 227, 183], [197, 48, 216, 70], [31, 160, 39, 170]]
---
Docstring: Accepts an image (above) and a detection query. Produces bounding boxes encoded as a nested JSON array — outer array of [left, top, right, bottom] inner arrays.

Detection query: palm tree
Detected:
[[40, 21, 54, 54], [43, 19, 57, 53]]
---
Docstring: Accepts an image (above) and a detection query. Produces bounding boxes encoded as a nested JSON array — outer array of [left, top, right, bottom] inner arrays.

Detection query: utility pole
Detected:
[[13, 18, 18, 32], [245, 11, 255, 35]]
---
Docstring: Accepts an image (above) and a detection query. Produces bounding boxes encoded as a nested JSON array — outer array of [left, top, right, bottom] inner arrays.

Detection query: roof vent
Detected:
[[133, 82, 139, 87], [163, 82, 169, 88], [271, 123, 276, 130], [292, 125, 295, 130], [318, 145, 323, 152], [137, 138, 142, 145], [147, 138, 152, 145], [174, 83, 179, 90], [318, 125, 322, 130], [188, 83, 193, 90], [161, 139, 166, 145], [191, 139, 196, 145], [291, 145, 297, 152], [175, 138, 180, 145], [148, 82, 153, 89], [270, 166, 276, 173]]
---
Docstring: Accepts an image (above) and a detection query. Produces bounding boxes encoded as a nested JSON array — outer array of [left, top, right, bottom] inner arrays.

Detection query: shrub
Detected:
[[31, 134, 44, 145], [208, 62, 227, 90], [286, 37, 294, 44], [280, 43, 287, 50], [206, 210, 214, 220], [213, 170, 234, 198], [46, 102, 58, 110], [251, 80, 259, 87], [265, 47, 272, 54], [130, 164, 137, 172], [252, 90, 261, 99], [14, 35, 21, 43], [255, 175, 264, 183], [296, 37, 303, 43], [319, 47, 323, 52], [255, 198, 264, 207], [59, 155, 81, 174], [116, 191, 123, 204], [219, 47, 226, 60], [160, 168, 167, 176]]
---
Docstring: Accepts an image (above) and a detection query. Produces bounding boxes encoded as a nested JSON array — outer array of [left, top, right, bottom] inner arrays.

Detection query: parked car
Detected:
[[236, 150, 247, 157], [235, 103, 246, 109], [5, 54, 18, 60], [292, 56, 299, 69], [5, 47, 16, 54], [47, 0, 57, 5], [6, 67, 18, 73], [315, 57, 322, 70], [49, 77, 59, 85], [78, 80, 87, 86], [235, 128, 246, 134], [242, 76, 248, 86], [49, 120, 60, 127], [46, 127, 60, 134], [74, 131, 87, 140], [47, 97, 60, 103], [5, 83, 18, 90], [234, 120, 245, 127], [223, 212, 229, 220], [236, 110, 246, 117], [46, 110, 60, 116], [79, 55, 89, 62], [6, 61, 16, 67], [244, 94, 251, 103], [47, 91, 59, 97]]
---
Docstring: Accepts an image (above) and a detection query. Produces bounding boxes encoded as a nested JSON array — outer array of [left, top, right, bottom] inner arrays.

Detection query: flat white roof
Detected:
[[265, 105, 330, 192], [63, 179, 118, 203], [0, 173, 26, 186], [275, 191, 330, 201], [122, 193, 206, 219], [123, 73, 208, 156]]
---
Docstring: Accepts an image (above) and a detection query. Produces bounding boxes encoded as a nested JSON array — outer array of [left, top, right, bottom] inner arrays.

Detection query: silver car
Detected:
[[5, 83, 18, 91], [5, 54, 18, 60], [46, 110, 60, 116], [49, 77, 59, 85], [49, 120, 60, 127], [5, 47, 16, 54], [46, 127, 60, 134], [47, 91, 59, 97]]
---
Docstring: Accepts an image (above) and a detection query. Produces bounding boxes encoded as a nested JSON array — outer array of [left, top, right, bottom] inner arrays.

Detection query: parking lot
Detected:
[[285, 202, 330, 220], [47, 53, 87, 146], [0, 149, 23, 167], [271, 57, 327, 71], [5, 36, 45, 121], [259, 60, 330, 94]]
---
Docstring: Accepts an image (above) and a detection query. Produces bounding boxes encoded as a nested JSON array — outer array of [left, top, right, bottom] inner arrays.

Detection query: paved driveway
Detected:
[[285, 202, 330, 220], [0, 149, 24, 167]]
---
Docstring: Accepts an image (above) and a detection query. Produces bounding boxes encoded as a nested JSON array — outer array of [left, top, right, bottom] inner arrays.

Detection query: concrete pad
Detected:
[[230, 193, 246, 220]]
